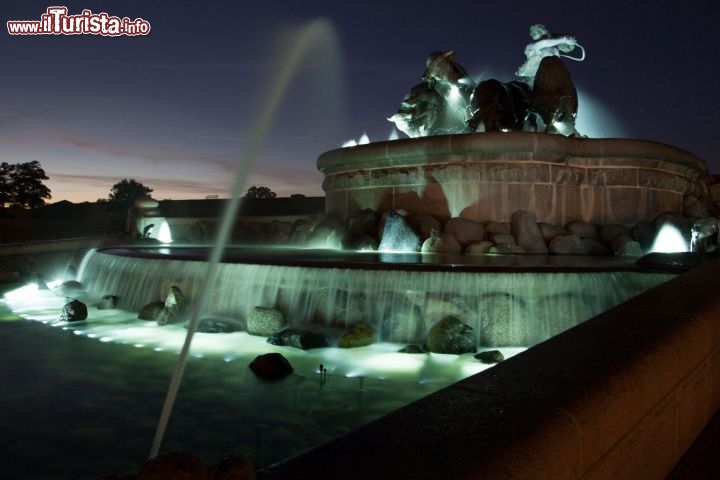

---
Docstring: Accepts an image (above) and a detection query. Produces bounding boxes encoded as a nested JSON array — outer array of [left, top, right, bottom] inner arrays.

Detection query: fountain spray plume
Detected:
[[149, 19, 340, 459]]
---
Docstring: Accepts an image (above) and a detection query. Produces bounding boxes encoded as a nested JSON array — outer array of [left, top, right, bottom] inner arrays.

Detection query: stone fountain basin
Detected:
[[318, 132, 708, 225]]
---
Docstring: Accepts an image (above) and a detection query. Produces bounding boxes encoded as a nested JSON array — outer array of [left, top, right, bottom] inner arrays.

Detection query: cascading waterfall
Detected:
[[79, 249, 673, 348]]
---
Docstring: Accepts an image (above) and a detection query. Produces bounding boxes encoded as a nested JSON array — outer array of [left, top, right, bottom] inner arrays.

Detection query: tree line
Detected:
[[1, 160, 279, 213], [0, 161, 52, 210]]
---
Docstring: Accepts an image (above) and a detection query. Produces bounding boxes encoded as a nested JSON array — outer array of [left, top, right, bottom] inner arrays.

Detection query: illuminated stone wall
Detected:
[[318, 132, 710, 226]]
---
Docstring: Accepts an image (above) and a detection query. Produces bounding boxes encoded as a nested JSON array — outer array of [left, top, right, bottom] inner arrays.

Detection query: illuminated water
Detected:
[[1, 284, 522, 479]]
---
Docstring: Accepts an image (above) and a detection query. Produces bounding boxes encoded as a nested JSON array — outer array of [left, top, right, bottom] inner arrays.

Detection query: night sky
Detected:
[[1, 0, 717, 203]]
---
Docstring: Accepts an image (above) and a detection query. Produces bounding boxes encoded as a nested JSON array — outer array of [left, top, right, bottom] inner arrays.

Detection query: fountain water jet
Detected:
[[148, 19, 342, 459]]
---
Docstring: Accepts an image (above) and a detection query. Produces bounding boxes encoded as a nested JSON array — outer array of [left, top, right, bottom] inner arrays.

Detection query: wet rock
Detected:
[[538, 222, 569, 243], [209, 453, 256, 480], [399, 344, 425, 354], [443, 217, 485, 246], [548, 234, 585, 254], [348, 208, 379, 236], [565, 220, 598, 239], [632, 221, 657, 251], [464, 240, 494, 254], [138, 301, 165, 321], [549, 235, 608, 255], [338, 321, 374, 348], [426, 316, 476, 354], [511, 210, 548, 253], [247, 306, 286, 336], [408, 213, 441, 240], [489, 233, 516, 245], [600, 224, 631, 247], [612, 237, 644, 257], [684, 194, 711, 218], [489, 244, 526, 254], [475, 350, 505, 363], [267, 327, 329, 350], [485, 221, 510, 234], [249, 353, 293, 381], [378, 211, 421, 252], [136, 451, 209, 480], [195, 318, 243, 334], [157, 286, 188, 326], [421, 229, 462, 253], [59, 299, 87, 322], [97, 295, 118, 310]]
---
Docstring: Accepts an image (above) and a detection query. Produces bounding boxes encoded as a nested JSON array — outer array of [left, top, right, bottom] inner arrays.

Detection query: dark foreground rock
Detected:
[[59, 299, 87, 322], [249, 353, 293, 381], [475, 350, 505, 363]]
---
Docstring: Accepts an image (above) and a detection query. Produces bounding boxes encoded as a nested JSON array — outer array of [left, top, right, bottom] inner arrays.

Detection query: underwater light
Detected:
[[650, 223, 689, 253], [157, 221, 173, 244]]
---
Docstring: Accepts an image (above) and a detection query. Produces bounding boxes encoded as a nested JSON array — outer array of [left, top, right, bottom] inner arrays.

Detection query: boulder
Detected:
[[407, 213, 441, 240], [632, 221, 657, 251], [474, 350, 505, 363], [426, 316, 476, 354], [485, 221, 510, 234], [59, 299, 87, 322], [600, 224, 632, 247], [247, 306, 286, 336], [96, 295, 118, 310], [338, 321, 375, 348], [399, 344, 425, 354], [489, 244, 526, 254], [443, 218, 485, 246], [464, 240, 494, 254], [565, 220, 598, 239], [548, 234, 586, 254], [612, 236, 644, 257], [489, 233, 516, 245], [249, 353, 293, 381], [511, 210, 548, 253], [538, 222, 569, 243], [138, 301, 165, 321], [267, 328, 329, 350], [157, 286, 188, 326], [421, 229, 462, 253]]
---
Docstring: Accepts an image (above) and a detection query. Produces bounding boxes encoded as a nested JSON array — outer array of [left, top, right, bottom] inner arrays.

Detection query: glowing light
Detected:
[[388, 129, 399, 141], [650, 224, 689, 253], [341, 139, 357, 148], [358, 132, 370, 144], [157, 221, 173, 244]]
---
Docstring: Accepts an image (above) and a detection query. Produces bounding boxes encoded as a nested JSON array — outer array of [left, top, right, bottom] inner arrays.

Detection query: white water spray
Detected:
[[148, 19, 341, 459]]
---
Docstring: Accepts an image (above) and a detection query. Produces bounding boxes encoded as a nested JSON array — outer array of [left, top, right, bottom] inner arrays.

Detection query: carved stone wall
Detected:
[[318, 132, 709, 226]]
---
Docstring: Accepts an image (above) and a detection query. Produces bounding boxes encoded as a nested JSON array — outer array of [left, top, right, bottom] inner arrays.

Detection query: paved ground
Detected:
[[667, 409, 720, 479]]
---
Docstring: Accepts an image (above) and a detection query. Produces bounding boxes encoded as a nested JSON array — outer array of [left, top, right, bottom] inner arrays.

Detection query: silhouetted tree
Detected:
[[0, 160, 52, 211], [245, 185, 277, 199], [108, 178, 153, 211]]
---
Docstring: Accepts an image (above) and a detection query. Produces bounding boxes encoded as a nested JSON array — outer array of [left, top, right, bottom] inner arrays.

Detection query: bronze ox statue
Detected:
[[389, 25, 585, 138]]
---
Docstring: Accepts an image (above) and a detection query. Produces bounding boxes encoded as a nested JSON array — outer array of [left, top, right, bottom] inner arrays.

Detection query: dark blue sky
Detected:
[[1, 0, 717, 202]]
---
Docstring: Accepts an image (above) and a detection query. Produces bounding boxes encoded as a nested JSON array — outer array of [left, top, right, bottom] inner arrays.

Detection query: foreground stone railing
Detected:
[[259, 257, 720, 479]]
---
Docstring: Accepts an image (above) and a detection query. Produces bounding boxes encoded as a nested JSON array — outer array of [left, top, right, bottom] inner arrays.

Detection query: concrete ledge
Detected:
[[259, 257, 720, 479]]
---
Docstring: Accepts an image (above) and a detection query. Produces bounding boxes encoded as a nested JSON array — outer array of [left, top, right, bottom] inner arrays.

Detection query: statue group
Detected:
[[389, 24, 586, 138]]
